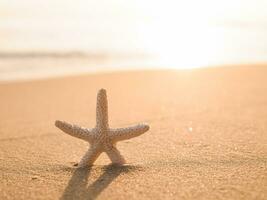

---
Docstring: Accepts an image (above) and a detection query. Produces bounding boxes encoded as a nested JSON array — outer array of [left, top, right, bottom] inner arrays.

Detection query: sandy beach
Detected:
[[0, 65, 266, 199]]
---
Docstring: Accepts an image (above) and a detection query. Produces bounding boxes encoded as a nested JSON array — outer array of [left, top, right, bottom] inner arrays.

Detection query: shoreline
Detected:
[[0, 62, 266, 84]]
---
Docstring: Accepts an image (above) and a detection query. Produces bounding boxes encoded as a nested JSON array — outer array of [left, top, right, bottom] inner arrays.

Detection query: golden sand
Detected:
[[0, 65, 266, 199]]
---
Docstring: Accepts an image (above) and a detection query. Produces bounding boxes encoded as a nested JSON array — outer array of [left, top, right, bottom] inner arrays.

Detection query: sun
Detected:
[[133, 0, 229, 69]]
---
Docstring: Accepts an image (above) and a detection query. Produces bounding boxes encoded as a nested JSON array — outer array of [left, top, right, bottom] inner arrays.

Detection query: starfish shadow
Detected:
[[60, 164, 138, 200]]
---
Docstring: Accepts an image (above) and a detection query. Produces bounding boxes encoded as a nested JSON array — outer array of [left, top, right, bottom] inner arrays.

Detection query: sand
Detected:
[[0, 65, 266, 200]]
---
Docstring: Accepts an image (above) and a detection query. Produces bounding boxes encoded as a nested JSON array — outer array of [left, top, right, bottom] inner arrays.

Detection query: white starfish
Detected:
[[55, 89, 149, 167]]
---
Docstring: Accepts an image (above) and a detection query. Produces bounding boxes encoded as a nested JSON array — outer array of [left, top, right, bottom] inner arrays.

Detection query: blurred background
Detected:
[[1, 0, 267, 81]]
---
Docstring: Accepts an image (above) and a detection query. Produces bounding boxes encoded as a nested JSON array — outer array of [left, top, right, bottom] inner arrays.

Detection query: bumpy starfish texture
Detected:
[[55, 89, 149, 167]]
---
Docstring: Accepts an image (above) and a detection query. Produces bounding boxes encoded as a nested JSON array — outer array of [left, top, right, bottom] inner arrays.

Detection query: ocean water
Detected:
[[1, 0, 267, 81]]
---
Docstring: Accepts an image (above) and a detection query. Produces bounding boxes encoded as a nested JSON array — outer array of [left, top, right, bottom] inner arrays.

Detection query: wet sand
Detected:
[[0, 65, 266, 199]]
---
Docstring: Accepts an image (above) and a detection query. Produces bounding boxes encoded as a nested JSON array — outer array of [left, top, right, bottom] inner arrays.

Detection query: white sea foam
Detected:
[[0, 55, 159, 82]]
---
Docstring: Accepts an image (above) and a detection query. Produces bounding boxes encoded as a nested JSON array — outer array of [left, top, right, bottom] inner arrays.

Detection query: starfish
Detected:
[[55, 89, 149, 167]]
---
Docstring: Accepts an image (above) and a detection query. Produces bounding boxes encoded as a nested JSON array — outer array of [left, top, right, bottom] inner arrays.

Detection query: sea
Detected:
[[1, 0, 267, 81]]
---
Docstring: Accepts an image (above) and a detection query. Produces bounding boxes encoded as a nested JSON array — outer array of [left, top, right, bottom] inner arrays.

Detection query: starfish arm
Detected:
[[78, 146, 102, 168], [55, 120, 95, 142], [106, 146, 126, 165], [109, 124, 149, 142], [96, 89, 109, 129]]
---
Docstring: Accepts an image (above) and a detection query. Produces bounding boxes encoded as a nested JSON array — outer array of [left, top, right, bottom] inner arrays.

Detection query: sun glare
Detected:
[[141, 24, 226, 69], [133, 0, 239, 69]]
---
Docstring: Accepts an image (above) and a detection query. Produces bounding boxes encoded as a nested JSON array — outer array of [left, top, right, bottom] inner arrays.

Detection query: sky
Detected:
[[1, 0, 267, 68]]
